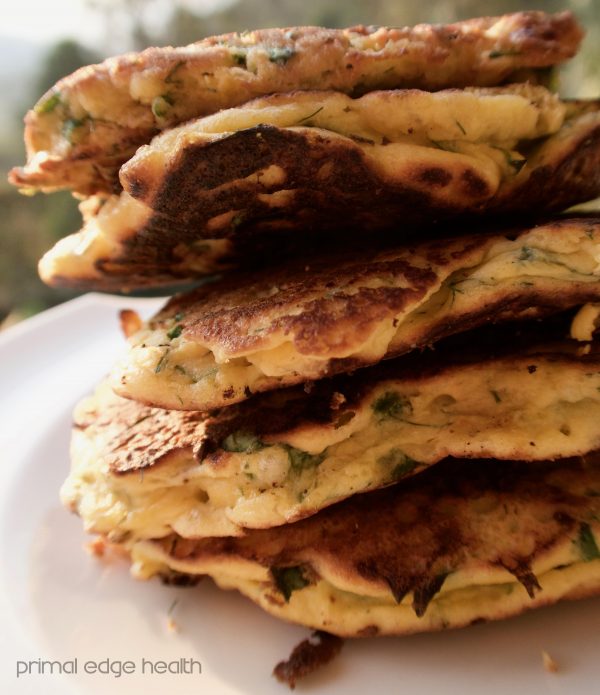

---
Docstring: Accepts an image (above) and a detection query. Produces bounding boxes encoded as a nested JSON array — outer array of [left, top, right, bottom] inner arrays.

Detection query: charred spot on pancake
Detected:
[[152, 452, 600, 629], [461, 169, 491, 198], [416, 167, 453, 187]]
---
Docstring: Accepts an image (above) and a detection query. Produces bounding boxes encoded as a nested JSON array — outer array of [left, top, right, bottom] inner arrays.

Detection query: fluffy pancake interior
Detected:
[[111, 219, 600, 410], [127, 455, 600, 637], [64, 341, 600, 541]]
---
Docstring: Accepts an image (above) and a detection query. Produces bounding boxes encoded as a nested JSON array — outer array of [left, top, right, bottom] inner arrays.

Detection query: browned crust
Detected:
[[116, 104, 600, 257], [73, 389, 208, 475], [10, 11, 582, 194], [78, 313, 600, 477], [157, 452, 600, 618], [273, 631, 344, 689], [121, 124, 481, 239], [146, 216, 600, 361], [36, 105, 600, 292]]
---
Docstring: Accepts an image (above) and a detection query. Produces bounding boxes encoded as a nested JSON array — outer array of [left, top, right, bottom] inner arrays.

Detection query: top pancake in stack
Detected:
[[10, 11, 583, 195]]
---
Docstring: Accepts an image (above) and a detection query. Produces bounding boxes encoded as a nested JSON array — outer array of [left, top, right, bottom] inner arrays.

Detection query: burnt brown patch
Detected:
[[356, 625, 380, 638], [460, 169, 491, 198], [416, 167, 453, 187], [154, 452, 600, 619]]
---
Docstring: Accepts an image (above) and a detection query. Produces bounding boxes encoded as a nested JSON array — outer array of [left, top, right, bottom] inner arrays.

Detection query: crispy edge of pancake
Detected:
[[110, 217, 600, 410], [128, 455, 600, 636], [9, 11, 582, 194], [37, 194, 235, 290]]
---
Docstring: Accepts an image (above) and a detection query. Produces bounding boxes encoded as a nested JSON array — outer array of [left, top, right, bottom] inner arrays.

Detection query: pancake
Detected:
[[37, 192, 368, 291], [9, 11, 582, 195], [38, 91, 600, 291], [109, 216, 600, 411], [118, 91, 600, 247], [130, 453, 600, 637], [63, 320, 600, 541]]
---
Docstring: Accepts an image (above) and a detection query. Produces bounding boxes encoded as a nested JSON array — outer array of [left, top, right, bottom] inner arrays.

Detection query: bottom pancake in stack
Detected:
[[136, 453, 600, 638], [62, 315, 600, 644]]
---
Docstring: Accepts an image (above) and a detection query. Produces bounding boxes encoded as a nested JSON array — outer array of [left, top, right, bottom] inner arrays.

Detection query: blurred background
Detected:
[[1, 0, 599, 328]]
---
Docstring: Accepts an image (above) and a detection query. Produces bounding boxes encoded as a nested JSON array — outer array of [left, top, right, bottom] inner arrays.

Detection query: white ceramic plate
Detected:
[[1, 293, 600, 695]]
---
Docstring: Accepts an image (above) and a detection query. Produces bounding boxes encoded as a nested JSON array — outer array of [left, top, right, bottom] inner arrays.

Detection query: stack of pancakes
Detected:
[[11, 9, 600, 671]]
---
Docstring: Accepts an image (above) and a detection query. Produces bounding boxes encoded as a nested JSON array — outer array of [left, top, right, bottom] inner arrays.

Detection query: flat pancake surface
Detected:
[[64, 317, 600, 539], [110, 216, 600, 410], [9, 11, 582, 194], [134, 452, 600, 636]]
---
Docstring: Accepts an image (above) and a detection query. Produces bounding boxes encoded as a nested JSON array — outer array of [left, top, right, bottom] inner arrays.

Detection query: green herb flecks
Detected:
[[518, 246, 535, 262], [35, 92, 62, 115], [297, 106, 324, 124], [430, 139, 455, 153], [493, 146, 527, 174], [152, 94, 175, 119], [268, 46, 295, 65], [372, 391, 413, 420], [155, 349, 170, 374], [165, 60, 185, 85], [174, 312, 185, 322], [377, 448, 419, 481], [230, 48, 248, 68], [167, 324, 183, 340], [286, 445, 326, 475], [507, 156, 527, 173], [271, 566, 310, 601], [448, 280, 465, 307], [490, 390, 502, 403], [221, 431, 265, 454], [577, 523, 600, 561], [62, 116, 89, 143]]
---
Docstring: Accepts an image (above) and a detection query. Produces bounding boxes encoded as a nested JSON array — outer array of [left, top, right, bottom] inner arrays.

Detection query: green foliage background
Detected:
[[1, 0, 599, 325]]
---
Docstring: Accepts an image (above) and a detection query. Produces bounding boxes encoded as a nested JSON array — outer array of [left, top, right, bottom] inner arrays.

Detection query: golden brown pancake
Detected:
[[63, 316, 600, 540], [130, 453, 600, 637], [109, 216, 600, 410], [38, 86, 600, 291], [9, 11, 582, 195], [116, 94, 600, 252]]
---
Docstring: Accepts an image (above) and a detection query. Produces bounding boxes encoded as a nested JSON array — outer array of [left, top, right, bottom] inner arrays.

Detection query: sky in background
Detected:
[[3, 3, 101, 48], [2, 0, 232, 49]]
